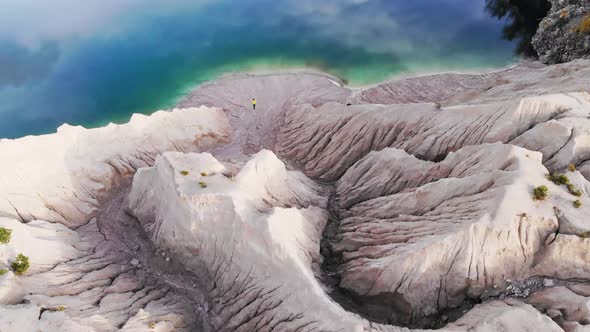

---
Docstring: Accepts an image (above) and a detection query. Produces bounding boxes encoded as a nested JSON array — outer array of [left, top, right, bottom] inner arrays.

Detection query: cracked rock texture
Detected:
[[2, 60, 590, 331], [332, 143, 589, 322], [0, 107, 230, 227], [0, 106, 230, 331]]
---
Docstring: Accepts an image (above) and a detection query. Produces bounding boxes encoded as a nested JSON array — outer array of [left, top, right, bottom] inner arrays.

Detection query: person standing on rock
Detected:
[[252, 98, 257, 110]]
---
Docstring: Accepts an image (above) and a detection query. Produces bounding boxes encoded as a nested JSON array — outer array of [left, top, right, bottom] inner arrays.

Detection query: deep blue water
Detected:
[[0, 0, 516, 139]]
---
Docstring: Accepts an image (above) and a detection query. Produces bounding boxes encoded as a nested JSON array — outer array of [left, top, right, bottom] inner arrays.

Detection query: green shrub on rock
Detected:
[[0, 269, 7, 276], [547, 171, 570, 185], [533, 185, 549, 200], [567, 184, 583, 197], [547, 171, 583, 197], [0, 227, 12, 244], [574, 200, 582, 208], [10, 254, 30, 275]]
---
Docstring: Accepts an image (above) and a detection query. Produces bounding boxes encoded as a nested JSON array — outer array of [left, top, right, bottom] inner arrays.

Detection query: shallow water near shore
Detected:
[[0, 0, 516, 139]]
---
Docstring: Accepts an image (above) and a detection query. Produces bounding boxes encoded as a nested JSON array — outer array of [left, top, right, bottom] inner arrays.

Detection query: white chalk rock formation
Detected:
[[128, 150, 369, 331], [330, 142, 590, 321], [0, 303, 97, 332], [356, 60, 590, 106], [0, 107, 230, 227], [127, 147, 580, 332], [0, 106, 231, 332], [440, 299, 562, 332], [0, 218, 80, 304], [525, 286, 590, 330], [177, 72, 349, 157], [278, 93, 590, 181], [1, 61, 590, 331]]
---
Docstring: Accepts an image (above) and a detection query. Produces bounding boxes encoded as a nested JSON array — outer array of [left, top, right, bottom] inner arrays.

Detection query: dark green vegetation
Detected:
[[547, 171, 584, 197], [199, 182, 208, 188], [547, 171, 570, 185], [486, 0, 551, 56], [180, 170, 189, 176], [0, 227, 12, 244], [533, 185, 549, 200], [10, 254, 30, 275], [574, 200, 582, 208], [568, 185, 583, 197]]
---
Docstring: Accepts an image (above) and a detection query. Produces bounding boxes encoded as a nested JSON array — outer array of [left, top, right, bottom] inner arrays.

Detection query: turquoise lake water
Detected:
[[0, 0, 516, 139]]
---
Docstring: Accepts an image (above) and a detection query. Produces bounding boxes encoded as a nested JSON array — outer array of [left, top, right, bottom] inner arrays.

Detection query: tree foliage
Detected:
[[485, 0, 551, 57]]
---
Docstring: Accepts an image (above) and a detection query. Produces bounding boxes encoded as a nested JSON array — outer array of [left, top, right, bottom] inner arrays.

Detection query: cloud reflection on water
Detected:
[[0, 0, 515, 138]]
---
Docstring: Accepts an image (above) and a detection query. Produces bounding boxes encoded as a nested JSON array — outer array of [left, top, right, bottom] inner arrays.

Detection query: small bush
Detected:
[[148, 322, 156, 329], [574, 200, 582, 208], [567, 184, 583, 197], [568, 163, 576, 172], [577, 15, 590, 34], [200, 172, 208, 177], [520, 213, 528, 218], [0, 269, 7, 276], [180, 170, 189, 176], [533, 185, 549, 200], [0, 227, 12, 244], [56, 306, 66, 312], [10, 254, 30, 275], [199, 182, 207, 188], [547, 171, 570, 185], [581, 231, 590, 238]]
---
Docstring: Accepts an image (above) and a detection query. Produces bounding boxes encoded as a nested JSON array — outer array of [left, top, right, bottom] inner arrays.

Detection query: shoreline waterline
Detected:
[[2, 59, 532, 141]]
